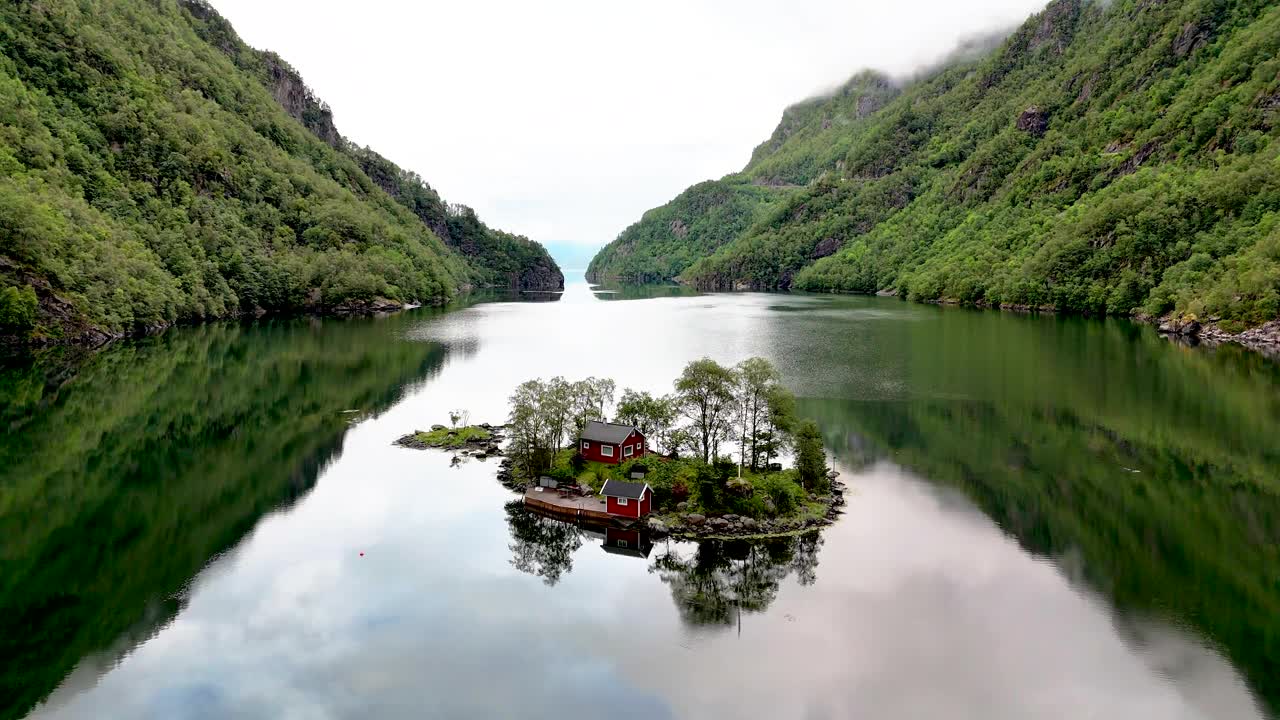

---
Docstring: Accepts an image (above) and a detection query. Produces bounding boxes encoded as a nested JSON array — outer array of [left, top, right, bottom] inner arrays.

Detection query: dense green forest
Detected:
[[588, 0, 1280, 332], [586, 72, 898, 286], [0, 0, 560, 346], [585, 180, 790, 285], [0, 311, 452, 720]]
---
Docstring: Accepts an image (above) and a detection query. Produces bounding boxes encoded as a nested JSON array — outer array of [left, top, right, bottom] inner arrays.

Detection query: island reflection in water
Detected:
[[505, 501, 823, 627]]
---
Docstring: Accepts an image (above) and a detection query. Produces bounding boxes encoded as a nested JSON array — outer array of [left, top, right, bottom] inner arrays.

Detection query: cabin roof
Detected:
[[602, 543, 652, 559], [600, 478, 649, 500], [581, 420, 639, 444]]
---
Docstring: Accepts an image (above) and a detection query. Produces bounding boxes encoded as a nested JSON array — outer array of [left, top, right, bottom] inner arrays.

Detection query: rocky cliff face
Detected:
[[259, 52, 341, 147], [746, 71, 899, 171], [515, 258, 566, 291]]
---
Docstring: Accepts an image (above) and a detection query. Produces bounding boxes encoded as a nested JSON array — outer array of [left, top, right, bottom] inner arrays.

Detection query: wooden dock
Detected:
[[522, 487, 614, 523]]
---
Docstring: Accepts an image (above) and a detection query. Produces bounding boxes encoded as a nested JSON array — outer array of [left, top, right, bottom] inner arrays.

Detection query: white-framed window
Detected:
[[618, 497, 628, 506], [617, 539, 629, 548], [624, 444, 634, 457], [581, 440, 589, 450], [601, 445, 614, 457]]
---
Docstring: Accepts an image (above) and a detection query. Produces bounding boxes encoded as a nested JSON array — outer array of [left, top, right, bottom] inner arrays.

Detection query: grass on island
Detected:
[[413, 425, 492, 448], [524, 448, 830, 524]]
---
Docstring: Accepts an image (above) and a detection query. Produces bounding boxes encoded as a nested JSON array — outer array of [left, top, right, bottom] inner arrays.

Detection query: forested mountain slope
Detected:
[[587, 72, 898, 285], [590, 0, 1280, 333], [180, 2, 563, 293], [0, 0, 560, 346]]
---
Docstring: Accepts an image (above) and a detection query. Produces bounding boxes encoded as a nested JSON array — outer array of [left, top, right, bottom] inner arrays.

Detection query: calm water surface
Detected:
[[3, 276, 1279, 719]]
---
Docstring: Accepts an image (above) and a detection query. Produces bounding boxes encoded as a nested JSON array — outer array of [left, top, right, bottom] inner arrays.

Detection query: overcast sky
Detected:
[[210, 0, 1049, 264]]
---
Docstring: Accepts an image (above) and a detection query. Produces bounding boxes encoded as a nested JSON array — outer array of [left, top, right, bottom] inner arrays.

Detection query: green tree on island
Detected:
[[507, 375, 619, 476], [568, 377, 615, 435], [507, 358, 801, 474], [615, 389, 679, 455], [508, 380, 556, 476], [732, 357, 795, 472], [759, 384, 798, 470], [675, 358, 738, 463], [794, 420, 828, 492]]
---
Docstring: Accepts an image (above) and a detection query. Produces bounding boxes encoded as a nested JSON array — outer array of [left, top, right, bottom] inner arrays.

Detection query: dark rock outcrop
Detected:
[[259, 52, 340, 147], [1176, 318, 1280, 356], [982, 0, 1082, 88], [1173, 21, 1210, 58], [1029, 0, 1082, 54], [1017, 106, 1049, 136], [515, 260, 566, 291], [856, 90, 887, 118], [1111, 140, 1159, 178], [331, 297, 404, 314], [1259, 91, 1280, 129], [1074, 72, 1099, 104], [811, 237, 843, 259]]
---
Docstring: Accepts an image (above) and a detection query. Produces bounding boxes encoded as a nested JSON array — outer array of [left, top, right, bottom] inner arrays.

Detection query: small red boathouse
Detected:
[[600, 479, 652, 519]]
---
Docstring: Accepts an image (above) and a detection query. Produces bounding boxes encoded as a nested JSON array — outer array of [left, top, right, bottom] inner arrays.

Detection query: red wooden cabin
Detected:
[[599, 479, 652, 519], [579, 421, 646, 465]]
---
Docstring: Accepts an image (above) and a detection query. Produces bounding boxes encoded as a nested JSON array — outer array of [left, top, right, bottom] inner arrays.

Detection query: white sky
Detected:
[[210, 0, 1048, 259]]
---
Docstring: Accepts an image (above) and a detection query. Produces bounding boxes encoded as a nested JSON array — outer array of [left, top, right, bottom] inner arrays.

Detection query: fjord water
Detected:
[[3, 276, 1278, 719]]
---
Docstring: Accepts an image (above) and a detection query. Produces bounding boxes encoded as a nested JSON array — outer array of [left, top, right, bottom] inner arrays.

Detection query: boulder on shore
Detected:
[[686, 514, 706, 526]]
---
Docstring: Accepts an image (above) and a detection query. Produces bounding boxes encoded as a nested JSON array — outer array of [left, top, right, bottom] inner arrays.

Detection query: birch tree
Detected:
[[675, 358, 736, 463], [733, 357, 781, 472]]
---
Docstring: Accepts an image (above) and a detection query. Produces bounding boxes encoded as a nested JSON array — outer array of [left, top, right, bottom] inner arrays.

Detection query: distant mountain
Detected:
[[589, 0, 1280, 335], [0, 0, 561, 346]]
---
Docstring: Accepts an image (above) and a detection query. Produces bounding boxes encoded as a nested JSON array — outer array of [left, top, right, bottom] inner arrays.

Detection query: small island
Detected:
[[395, 411, 506, 460], [495, 357, 845, 539]]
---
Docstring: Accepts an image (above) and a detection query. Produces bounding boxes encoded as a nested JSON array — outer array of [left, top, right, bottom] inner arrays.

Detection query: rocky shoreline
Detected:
[[645, 474, 846, 540], [1153, 316, 1280, 356], [921, 296, 1280, 356], [915, 296, 1280, 357], [496, 457, 520, 488]]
